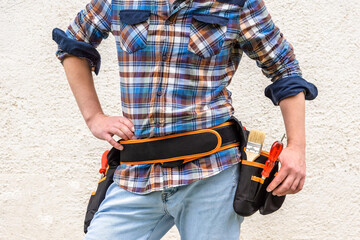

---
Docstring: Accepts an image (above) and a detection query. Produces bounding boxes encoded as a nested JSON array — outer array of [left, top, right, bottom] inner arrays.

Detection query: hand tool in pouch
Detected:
[[99, 150, 109, 178], [261, 134, 285, 180], [245, 129, 266, 161], [84, 148, 119, 233], [233, 133, 286, 217]]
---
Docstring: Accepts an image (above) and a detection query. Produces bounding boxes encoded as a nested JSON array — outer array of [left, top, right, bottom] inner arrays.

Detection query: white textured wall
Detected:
[[1, 0, 359, 239]]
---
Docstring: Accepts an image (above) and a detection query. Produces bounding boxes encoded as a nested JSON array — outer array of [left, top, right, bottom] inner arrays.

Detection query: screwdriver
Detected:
[[261, 134, 285, 180], [99, 150, 109, 178]]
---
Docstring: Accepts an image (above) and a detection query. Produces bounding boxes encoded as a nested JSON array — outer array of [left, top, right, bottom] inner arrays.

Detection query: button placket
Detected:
[[161, 21, 169, 61], [156, 3, 183, 132], [162, 53, 168, 61], [155, 20, 170, 127]]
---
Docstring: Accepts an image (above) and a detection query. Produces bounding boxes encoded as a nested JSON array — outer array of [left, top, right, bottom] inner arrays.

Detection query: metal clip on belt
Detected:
[[119, 121, 242, 167]]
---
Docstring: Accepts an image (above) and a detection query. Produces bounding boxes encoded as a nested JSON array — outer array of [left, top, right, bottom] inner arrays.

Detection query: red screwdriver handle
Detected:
[[261, 141, 283, 178], [99, 150, 109, 175]]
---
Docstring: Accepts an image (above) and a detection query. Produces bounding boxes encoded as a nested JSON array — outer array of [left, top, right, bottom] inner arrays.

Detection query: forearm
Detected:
[[62, 56, 135, 149], [267, 91, 306, 195], [62, 56, 103, 126], [279, 91, 306, 150]]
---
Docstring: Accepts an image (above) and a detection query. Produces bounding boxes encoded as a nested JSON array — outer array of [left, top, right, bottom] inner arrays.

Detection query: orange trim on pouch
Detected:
[[242, 160, 265, 168], [251, 176, 264, 184], [98, 176, 107, 183], [91, 191, 96, 196], [274, 172, 278, 177], [260, 150, 269, 157]]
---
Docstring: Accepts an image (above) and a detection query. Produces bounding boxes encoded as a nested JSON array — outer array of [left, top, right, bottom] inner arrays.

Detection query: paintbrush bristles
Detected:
[[248, 130, 266, 146], [245, 129, 266, 162]]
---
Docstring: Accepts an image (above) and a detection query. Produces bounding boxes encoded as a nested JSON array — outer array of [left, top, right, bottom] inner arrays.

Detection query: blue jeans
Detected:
[[85, 164, 243, 240]]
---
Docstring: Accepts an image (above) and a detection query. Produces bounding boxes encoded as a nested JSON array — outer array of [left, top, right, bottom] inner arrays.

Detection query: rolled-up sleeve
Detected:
[[52, 0, 112, 75], [238, 0, 317, 105]]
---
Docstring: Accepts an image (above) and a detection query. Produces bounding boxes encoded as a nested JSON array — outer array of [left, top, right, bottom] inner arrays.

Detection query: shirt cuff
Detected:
[[52, 28, 101, 75], [264, 76, 318, 105]]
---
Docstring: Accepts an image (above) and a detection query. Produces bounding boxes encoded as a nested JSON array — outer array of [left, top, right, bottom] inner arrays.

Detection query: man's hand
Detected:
[[87, 113, 136, 150], [266, 145, 306, 196]]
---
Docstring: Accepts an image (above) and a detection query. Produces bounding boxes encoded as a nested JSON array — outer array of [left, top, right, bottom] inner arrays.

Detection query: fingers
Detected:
[[114, 117, 136, 140], [112, 125, 133, 140], [105, 134, 124, 151], [107, 117, 136, 150], [112, 128, 129, 141], [266, 147, 306, 196], [294, 177, 305, 194], [272, 175, 303, 196], [267, 167, 305, 196], [119, 117, 135, 133], [272, 175, 295, 196], [89, 114, 136, 151], [267, 170, 286, 193]]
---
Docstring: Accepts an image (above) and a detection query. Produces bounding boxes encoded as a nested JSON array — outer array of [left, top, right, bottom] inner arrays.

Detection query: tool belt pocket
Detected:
[[84, 165, 117, 233], [84, 148, 121, 233], [233, 153, 286, 216]]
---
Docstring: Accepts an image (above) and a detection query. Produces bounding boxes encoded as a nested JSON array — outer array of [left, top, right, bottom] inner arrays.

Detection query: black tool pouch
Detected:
[[84, 147, 121, 233], [233, 154, 286, 216]]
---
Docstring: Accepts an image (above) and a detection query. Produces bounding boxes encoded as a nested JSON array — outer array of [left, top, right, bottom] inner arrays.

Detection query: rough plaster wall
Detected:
[[0, 0, 359, 239]]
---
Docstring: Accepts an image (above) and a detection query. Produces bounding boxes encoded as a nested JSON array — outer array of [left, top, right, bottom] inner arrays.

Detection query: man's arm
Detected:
[[62, 56, 135, 150], [53, 0, 134, 149], [237, 0, 317, 195], [238, 0, 317, 106], [266, 91, 306, 196]]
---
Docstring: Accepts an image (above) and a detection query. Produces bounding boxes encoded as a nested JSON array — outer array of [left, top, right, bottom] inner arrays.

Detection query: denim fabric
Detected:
[[52, 28, 101, 75], [85, 163, 243, 240], [265, 76, 318, 105]]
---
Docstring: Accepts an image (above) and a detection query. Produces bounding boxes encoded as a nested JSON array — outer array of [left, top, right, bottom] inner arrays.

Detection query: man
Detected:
[[52, 0, 317, 239]]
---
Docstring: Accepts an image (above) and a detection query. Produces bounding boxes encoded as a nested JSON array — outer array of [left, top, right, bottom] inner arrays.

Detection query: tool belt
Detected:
[[84, 117, 247, 233], [84, 117, 286, 233]]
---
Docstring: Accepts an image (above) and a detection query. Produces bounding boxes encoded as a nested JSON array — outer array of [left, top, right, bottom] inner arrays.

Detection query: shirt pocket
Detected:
[[118, 10, 151, 53], [187, 14, 229, 58]]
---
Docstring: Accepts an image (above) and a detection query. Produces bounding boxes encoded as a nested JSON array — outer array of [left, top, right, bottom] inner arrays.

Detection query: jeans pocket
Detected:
[[117, 10, 151, 53], [187, 14, 228, 58], [231, 163, 240, 188]]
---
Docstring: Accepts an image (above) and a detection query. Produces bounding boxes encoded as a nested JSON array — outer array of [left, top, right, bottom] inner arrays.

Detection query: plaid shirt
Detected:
[[54, 0, 317, 193]]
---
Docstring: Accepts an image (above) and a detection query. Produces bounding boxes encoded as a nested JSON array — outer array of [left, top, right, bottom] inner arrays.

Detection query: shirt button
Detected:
[[162, 54, 167, 61], [165, 19, 171, 25], [157, 90, 163, 96], [155, 122, 161, 128]]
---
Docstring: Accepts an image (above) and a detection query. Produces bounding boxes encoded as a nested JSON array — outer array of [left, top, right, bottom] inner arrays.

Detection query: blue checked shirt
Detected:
[[53, 0, 317, 193]]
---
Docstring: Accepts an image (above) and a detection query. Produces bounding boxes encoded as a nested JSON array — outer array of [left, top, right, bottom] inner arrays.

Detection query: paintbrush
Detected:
[[245, 129, 266, 162]]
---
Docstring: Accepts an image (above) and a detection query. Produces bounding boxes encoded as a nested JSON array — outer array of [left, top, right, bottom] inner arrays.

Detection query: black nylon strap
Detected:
[[120, 131, 219, 163], [122, 123, 241, 164], [105, 119, 246, 167]]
